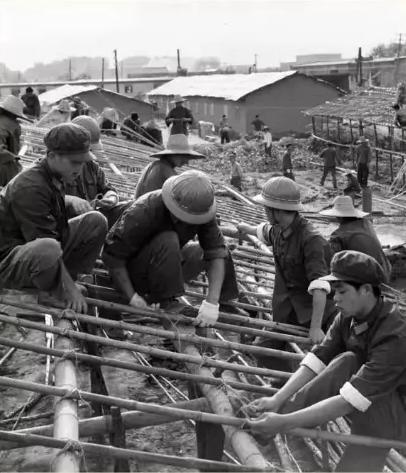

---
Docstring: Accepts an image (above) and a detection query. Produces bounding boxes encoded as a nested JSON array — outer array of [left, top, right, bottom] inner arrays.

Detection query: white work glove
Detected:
[[194, 300, 219, 327], [98, 190, 119, 208], [65, 195, 92, 214], [129, 293, 149, 310]]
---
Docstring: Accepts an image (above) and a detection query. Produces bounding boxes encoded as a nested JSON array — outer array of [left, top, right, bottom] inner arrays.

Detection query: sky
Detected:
[[0, 0, 405, 71]]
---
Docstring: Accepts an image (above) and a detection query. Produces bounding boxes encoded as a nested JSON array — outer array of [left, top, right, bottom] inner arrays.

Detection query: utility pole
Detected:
[[177, 49, 181, 74], [357, 47, 363, 87], [101, 58, 105, 89], [394, 33, 402, 85], [254, 54, 258, 72], [114, 49, 120, 93], [68, 58, 72, 81]]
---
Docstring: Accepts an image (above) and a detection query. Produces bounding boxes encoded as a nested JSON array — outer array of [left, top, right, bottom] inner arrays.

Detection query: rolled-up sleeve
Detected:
[[96, 165, 115, 195], [256, 222, 272, 245], [197, 220, 228, 260]]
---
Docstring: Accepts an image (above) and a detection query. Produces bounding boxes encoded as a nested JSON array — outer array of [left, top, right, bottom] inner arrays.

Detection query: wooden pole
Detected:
[[114, 49, 120, 93], [101, 58, 105, 89], [52, 318, 80, 473]]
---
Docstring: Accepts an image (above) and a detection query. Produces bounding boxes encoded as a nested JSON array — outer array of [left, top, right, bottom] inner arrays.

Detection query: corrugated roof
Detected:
[[38, 84, 98, 105], [147, 71, 297, 101]]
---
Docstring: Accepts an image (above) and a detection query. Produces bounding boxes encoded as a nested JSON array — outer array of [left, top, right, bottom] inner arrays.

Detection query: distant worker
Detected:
[[165, 95, 193, 136], [71, 96, 89, 120], [343, 170, 361, 201], [251, 114, 265, 136], [229, 151, 243, 191], [142, 119, 163, 147], [99, 107, 119, 136], [219, 115, 231, 144], [263, 126, 272, 159], [393, 103, 406, 128], [0, 96, 28, 187], [37, 99, 74, 128], [21, 86, 41, 119], [355, 136, 371, 188], [121, 112, 141, 140], [134, 134, 204, 199], [320, 142, 340, 189], [282, 142, 295, 181]]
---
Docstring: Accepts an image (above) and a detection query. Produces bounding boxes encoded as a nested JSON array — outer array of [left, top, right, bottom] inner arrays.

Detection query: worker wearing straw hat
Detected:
[[0, 95, 30, 187], [165, 95, 194, 135], [134, 134, 205, 198], [237, 176, 336, 349], [0, 123, 108, 314], [320, 195, 391, 280], [247, 250, 406, 472], [37, 99, 75, 129]]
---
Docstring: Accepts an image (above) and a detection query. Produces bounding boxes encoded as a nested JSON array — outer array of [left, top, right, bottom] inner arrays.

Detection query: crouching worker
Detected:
[[0, 123, 108, 313], [246, 251, 406, 472], [103, 170, 239, 321]]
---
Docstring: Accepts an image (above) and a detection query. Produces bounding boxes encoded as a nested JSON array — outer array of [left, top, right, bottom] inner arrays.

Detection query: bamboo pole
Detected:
[[0, 430, 265, 472]]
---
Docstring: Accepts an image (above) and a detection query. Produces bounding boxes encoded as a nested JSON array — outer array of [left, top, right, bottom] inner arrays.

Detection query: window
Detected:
[[224, 104, 228, 116], [209, 102, 214, 116], [195, 102, 199, 114], [203, 102, 208, 115]]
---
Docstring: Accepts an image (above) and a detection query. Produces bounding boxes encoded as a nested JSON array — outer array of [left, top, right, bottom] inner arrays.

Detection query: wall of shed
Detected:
[[244, 74, 342, 137]]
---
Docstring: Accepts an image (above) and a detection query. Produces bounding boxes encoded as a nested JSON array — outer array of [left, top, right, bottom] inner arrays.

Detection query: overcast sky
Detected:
[[1, 0, 405, 71]]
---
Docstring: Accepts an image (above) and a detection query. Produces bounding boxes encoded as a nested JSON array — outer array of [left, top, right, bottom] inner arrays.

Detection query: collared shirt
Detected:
[[258, 214, 335, 324], [64, 159, 115, 201], [230, 162, 243, 179], [103, 190, 228, 269], [134, 160, 176, 199], [0, 158, 69, 261], [356, 144, 371, 165], [165, 106, 194, 135], [302, 299, 406, 412], [330, 219, 391, 281], [320, 147, 338, 168]]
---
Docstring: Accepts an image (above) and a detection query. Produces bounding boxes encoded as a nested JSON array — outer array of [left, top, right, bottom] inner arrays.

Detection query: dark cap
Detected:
[[321, 250, 386, 286], [44, 123, 91, 159]]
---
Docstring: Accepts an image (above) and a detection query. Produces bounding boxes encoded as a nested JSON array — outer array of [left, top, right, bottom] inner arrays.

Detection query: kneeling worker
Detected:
[[103, 170, 238, 324], [247, 251, 406, 472]]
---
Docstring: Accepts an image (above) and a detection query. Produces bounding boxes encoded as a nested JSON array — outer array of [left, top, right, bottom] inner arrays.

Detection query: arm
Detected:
[[107, 264, 135, 301], [309, 289, 328, 343], [206, 258, 225, 305], [0, 129, 17, 164]]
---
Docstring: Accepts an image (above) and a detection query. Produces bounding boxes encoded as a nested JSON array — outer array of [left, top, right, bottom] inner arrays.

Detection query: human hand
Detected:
[[236, 222, 251, 234], [66, 195, 92, 214], [129, 293, 160, 311], [98, 191, 119, 208], [245, 396, 283, 417], [309, 326, 325, 344], [65, 284, 88, 314], [247, 412, 289, 437], [194, 300, 219, 327]]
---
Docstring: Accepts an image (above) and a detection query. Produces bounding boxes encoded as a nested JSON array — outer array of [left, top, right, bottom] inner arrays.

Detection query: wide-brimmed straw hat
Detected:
[[253, 176, 303, 211], [0, 95, 30, 120], [151, 134, 205, 159], [320, 195, 368, 218], [162, 170, 217, 224], [171, 95, 186, 104], [56, 99, 75, 113]]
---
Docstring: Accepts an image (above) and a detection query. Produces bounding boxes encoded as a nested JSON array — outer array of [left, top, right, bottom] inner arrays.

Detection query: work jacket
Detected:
[[165, 106, 194, 135], [0, 114, 22, 187], [134, 159, 175, 199]]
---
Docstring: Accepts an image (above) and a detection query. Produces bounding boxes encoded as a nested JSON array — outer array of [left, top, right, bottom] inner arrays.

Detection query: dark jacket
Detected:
[[0, 158, 68, 261], [134, 160, 175, 199], [165, 106, 193, 135], [0, 114, 22, 187], [21, 92, 41, 118], [103, 190, 227, 269], [320, 147, 339, 168]]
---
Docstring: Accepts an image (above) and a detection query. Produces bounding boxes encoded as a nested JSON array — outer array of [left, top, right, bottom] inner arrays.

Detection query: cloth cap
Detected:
[[44, 123, 92, 160], [72, 115, 103, 151], [171, 95, 186, 103], [162, 170, 216, 224], [150, 134, 205, 159], [321, 250, 386, 286], [320, 195, 368, 218], [0, 95, 29, 120], [56, 99, 75, 113], [253, 176, 303, 211]]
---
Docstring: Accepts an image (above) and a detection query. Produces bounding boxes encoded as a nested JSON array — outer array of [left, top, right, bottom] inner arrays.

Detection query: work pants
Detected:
[[357, 163, 369, 187], [283, 351, 406, 472], [230, 176, 242, 192], [0, 211, 108, 296], [220, 130, 230, 144], [320, 166, 337, 188], [126, 231, 239, 304]]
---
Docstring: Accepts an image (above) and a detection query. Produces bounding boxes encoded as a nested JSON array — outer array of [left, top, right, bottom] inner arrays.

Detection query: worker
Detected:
[[251, 114, 265, 135], [237, 177, 336, 354], [103, 170, 238, 314], [320, 142, 340, 189], [282, 142, 295, 181], [121, 112, 141, 140], [219, 114, 231, 144], [142, 119, 163, 147], [393, 103, 406, 128], [355, 136, 371, 188], [67, 115, 130, 228], [134, 134, 205, 199], [229, 151, 243, 191], [263, 126, 272, 160], [0, 95, 28, 187], [246, 250, 406, 472], [165, 95, 193, 135], [71, 96, 89, 120], [320, 195, 391, 281], [0, 123, 108, 313], [99, 107, 118, 136], [37, 99, 74, 128], [21, 86, 41, 119], [343, 170, 361, 201]]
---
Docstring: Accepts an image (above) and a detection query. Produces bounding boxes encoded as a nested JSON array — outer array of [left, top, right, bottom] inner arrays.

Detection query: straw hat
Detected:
[[151, 134, 205, 159], [253, 176, 303, 211], [171, 95, 186, 104], [56, 100, 75, 113], [320, 195, 368, 218], [162, 170, 216, 224], [357, 136, 369, 144], [0, 95, 29, 120], [72, 115, 103, 151]]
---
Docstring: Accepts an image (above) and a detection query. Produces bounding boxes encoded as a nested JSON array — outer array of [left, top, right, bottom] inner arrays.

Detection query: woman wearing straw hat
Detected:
[[0, 95, 30, 187], [320, 195, 391, 280], [134, 134, 205, 198], [165, 95, 194, 135]]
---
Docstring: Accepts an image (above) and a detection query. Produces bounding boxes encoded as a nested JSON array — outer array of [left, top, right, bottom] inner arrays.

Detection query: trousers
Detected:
[[126, 231, 239, 304], [357, 163, 369, 187], [0, 211, 108, 296], [283, 352, 406, 472], [321, 166, 337, 188]]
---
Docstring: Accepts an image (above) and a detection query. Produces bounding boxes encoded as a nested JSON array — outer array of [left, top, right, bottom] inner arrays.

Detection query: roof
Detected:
[[147, 71, 298, 101], [39, 84, 97, 105]]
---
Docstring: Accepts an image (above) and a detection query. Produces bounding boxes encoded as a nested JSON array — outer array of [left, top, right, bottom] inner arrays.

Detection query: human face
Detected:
[[47, 151, 89, 181], [169, 155, 190, 167], [332, 281, 369, 318], [265, 207, 278, 225]]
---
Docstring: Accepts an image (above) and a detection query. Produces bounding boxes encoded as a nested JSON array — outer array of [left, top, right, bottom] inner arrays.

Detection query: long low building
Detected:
[[148, 71, 344, 138]]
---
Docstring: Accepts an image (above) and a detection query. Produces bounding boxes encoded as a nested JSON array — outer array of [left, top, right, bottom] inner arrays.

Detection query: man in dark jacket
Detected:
[[355, 137, 371, 188], [0, 123, 108, 313], [165, 96, 193, 135], [21, 87, 41, 119], [320, 143, 340, 189]]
